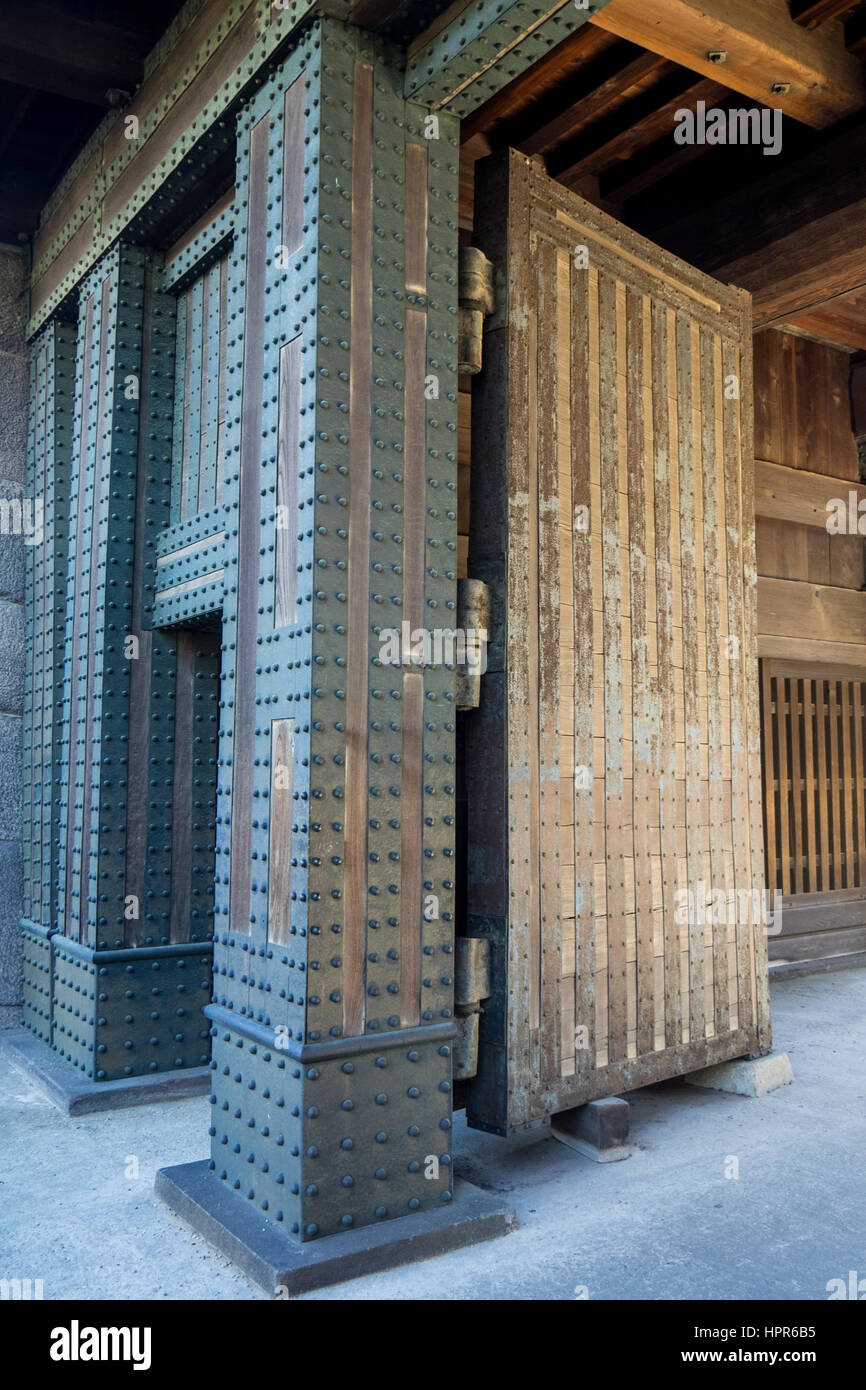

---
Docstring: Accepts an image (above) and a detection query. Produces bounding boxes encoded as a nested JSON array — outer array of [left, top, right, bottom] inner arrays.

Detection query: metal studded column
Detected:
[[39, 245, 212, 1085], [200, 16, 463, 1245], [21, 319, 76, 1041]]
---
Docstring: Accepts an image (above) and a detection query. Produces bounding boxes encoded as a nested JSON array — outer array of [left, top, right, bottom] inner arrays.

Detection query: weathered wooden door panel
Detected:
[[466, 151, 771, 1135]]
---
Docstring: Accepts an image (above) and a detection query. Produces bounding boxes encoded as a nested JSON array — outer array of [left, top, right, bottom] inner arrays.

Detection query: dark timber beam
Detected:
[[657, 119, 866, 326], [0, 2, 146, 106], [460, 23, 614, 143], [591, 0, 866, 127], [599, 123, 716, 202], [348, 0, 407, 23], [518, 50, 674, 158], [719, 208, 866, 326], [847, 8, 866, 57], [792, 0, 862, 29], [550, 75, 727, 189]]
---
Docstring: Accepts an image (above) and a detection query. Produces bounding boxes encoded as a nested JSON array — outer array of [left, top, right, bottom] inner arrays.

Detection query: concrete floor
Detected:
[[1, 964, 863, 1301]]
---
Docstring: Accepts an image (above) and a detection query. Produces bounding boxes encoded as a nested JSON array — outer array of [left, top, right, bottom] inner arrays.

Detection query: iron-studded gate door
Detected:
[[466, 151, 772, 1135]]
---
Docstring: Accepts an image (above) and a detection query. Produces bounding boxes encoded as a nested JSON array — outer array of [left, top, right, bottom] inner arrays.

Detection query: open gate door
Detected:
[[466, 151, 772, 1135]]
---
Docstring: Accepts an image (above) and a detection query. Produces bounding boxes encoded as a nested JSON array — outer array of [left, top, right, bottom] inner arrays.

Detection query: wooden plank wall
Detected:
[[755, 329, 866, 666], [467, 152, 771, 1133], [750, 330, 866, 961], [754, 328, 866, 961]]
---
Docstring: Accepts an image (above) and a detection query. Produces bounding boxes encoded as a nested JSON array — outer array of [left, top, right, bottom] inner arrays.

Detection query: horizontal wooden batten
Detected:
[[156, 531, 226, 567], [759, 634, 866, 664], [154, 569, 225, 603], [755, 459, 866, 529], [758, 576, 866, 644], [777, 889, 866, 937]]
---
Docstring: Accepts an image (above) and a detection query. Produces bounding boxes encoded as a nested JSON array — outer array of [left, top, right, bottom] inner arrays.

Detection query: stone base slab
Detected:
[[684, 1051, 794, 1098], [1, 1028, 210, 1115], [156, 1159, 516, 1297]]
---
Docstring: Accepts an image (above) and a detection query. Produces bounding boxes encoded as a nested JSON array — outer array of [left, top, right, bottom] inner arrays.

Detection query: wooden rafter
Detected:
[[600, 124, 717, 202], [549, 75, 728, 190], [590, 0, 866, 128], [459, 22, 615, 142], [847, 8, 866, 56], [792, 0, 863, 29], [652, 116, 866, 329], [517, 50, 674, 157]]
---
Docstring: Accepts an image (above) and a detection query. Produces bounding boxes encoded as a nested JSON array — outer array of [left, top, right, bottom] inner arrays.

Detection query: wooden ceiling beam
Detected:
[[791, 0, 862, 29], [846, 8, 866, 56], [517, 50, 674, 157], [779, 305, 866, 351], [550, 75, 728, 189], [718, 209, 866, 326], [0, 1, 145, 106], [656, 117, 866, 326], [590, 0, 866, 127], [459, 23, 615, 142]]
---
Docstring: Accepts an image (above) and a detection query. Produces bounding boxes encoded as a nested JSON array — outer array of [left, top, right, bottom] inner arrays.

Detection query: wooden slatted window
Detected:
[[170, 252, 228, 523], [761, 661, 866, 895]]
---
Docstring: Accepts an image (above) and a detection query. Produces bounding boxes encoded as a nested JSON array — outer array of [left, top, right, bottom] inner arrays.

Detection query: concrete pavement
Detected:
[[1, 964, 863, 1301]]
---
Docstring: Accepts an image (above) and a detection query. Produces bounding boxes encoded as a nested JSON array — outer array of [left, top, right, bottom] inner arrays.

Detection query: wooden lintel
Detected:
[[590, 0, 866, 127]]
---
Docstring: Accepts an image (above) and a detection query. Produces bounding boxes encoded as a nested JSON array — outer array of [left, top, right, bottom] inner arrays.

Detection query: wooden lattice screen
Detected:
[[761, 661, 866, 895]]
